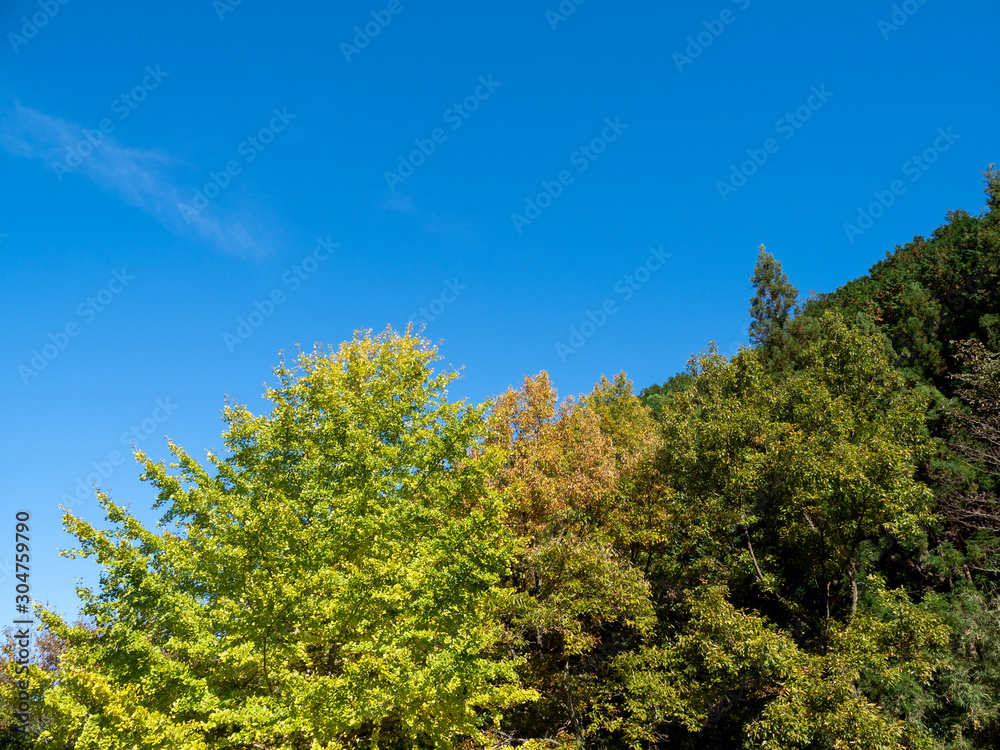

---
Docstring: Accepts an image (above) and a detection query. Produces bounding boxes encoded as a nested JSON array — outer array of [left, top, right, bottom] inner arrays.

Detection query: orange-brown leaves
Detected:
[[489, 372, 618, 539]]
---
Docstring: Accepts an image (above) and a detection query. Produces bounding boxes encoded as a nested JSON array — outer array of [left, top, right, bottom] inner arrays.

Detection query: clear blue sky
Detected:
[[1, 0, 997, 620]]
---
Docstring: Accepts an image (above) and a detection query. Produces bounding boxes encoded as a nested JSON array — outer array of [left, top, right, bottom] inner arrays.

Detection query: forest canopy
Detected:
[[3, 168, 999, 749]]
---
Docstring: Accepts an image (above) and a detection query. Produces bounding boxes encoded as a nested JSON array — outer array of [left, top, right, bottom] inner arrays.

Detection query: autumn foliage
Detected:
[[3, 169, 999, 749]]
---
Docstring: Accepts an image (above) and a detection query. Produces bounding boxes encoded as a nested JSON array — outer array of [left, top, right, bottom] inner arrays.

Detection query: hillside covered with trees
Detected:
[[3, 168, 999, 749]]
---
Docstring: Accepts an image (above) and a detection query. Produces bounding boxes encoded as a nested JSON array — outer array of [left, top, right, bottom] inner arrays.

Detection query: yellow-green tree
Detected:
[[15, 328, 533, 749]]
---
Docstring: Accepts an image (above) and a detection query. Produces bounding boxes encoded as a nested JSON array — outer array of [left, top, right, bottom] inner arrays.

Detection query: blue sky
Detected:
[[1, 0, 997, 620]]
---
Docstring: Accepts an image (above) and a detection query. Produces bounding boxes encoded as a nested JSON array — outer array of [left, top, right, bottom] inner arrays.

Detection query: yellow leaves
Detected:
[[35, 325, 534, 749]]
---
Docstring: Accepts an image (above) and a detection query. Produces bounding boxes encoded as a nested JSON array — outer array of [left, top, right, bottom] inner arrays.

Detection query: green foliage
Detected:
[[0, 621, 76, 746], [487, 373, 658, 747], [606, 312, 948, 747], [748, 245, 799, 350], [22, 328, 533, 749], [766, 168, 1000, 748], [605, 582, 948, 750], [13, 167, 1000, 749], [638, 372, 696, 420], [793, 168, 1000, 398]]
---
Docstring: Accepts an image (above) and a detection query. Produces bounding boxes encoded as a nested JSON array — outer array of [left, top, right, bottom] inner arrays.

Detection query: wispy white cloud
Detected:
[[0, 101, 274, 256]]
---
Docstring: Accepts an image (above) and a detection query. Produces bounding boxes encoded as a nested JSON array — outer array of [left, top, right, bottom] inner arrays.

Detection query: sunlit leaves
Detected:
[[31, 327, 531, 749]]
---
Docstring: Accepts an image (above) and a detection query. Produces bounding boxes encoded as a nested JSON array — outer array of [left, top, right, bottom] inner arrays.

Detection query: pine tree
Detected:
[[748, 245, 799, 348]]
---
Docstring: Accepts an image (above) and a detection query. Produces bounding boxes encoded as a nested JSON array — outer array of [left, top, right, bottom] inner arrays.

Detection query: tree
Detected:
[[786, 167, 1000, 396], [0, 620, 86, 746], [23, 327, 533, 749], [487, 373, 657, 748], [638, 372, 695, 421], [938, 338, 1000, 538], [609, 312, 949, 747], [748, 245, 799, 349]]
